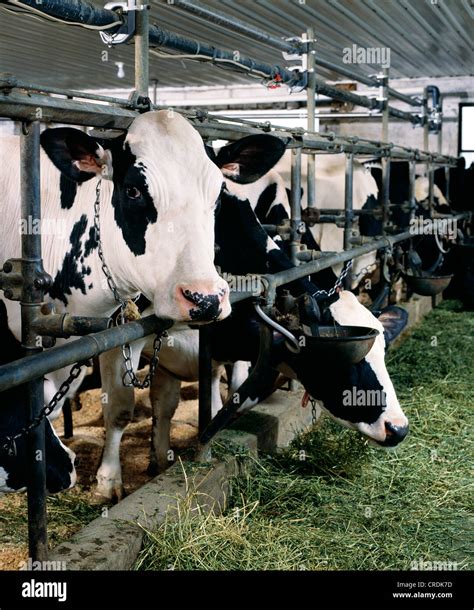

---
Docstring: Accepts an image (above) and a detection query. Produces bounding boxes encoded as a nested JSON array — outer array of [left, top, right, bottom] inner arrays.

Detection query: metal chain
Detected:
[[312, 259, 353, 299], [1, 362, 85, 456], [309, 396, 318, 425], [94, 180, 166, 389]]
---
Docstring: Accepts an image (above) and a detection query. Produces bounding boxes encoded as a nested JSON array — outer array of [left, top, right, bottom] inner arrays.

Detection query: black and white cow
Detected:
[[97, 135, 408, 498], [0, 110, 230, 493]]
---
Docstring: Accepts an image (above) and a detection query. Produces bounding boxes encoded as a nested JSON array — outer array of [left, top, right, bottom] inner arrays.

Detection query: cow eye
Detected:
[[125, 186, 141, 200]]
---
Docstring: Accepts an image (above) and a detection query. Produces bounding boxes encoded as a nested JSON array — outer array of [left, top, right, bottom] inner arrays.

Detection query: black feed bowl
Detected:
[[301, 325, 379, 365], [403, 273, 453, 296]]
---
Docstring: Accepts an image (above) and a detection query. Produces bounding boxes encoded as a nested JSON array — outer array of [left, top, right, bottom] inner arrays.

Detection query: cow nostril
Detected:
[[181, 289, 200, 306], [384, 421, 409, 445]]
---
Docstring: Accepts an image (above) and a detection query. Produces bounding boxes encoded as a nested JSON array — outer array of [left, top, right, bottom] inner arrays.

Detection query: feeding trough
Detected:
[[403, 272, 453, 296], [301, 325, 379, 365]]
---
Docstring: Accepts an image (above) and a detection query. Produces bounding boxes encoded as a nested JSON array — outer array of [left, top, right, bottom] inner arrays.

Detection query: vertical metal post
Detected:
[[198, 326, 213, 436], [423, 87, 429, 153], [290, 147, 302, 265], [306, 27, 317, 209], [381, 154, 391, 234], [135, 1, 149, 98], [343, 152, 354, 288], [381, 67, 389, 143], [409, 158, 417, 221], [343, 152, 354, 251], [21, 121, 48, 561]]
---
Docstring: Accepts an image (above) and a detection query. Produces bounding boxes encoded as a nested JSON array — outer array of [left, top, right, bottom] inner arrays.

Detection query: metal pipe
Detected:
[[381, 68, 389, 143], [306, 28, 316, 210], [161, 0, 421, 106], [0, 90, 458, 163], [10, 0, 122, 29], [381, 156, 391, 232], [20, 120, 48, 561], [198, 326, 213, 436], [343, 153, 354, 251], [0, 316, 172, 393], [135, 1, 149, 98], [290, 147, 302, 264], [30, 312, 113, 338]]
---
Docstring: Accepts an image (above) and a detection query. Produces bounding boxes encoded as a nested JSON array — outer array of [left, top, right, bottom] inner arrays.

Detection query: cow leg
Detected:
[[211, 364, 224, 418], [96, 341, 145, 501], [148, 369, 182, 475]]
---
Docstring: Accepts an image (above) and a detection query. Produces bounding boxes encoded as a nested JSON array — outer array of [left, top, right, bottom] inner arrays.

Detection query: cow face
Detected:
[[287, 291, 409, 447], [40, 111, 230, 323]]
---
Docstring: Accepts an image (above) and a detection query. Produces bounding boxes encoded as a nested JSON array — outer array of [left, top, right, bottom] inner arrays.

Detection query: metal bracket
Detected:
[[0, 258, 52, 302], [99, 2, 141, 46], [0, 259, 23, 301]]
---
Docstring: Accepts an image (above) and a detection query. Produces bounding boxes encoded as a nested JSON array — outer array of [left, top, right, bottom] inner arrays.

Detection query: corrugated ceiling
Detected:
[[0, 0, 472, 92]]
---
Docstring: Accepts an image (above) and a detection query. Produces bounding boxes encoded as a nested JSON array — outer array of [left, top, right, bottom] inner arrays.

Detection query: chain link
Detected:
[[1, 362, 85, 456], [312, 259, 353, 299], [94, 180, 165, 389]]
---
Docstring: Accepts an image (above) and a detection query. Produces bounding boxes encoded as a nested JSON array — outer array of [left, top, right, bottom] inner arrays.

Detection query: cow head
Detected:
[[285, 291, 409, 447], [40, 111, 230, 323]]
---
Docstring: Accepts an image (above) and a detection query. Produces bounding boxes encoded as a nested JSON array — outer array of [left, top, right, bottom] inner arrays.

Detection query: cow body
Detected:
[[0, 110, 230, 493]]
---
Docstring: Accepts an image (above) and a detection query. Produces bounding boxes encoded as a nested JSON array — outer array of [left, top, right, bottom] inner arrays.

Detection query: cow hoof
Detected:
[[95, 477, 125, 503]]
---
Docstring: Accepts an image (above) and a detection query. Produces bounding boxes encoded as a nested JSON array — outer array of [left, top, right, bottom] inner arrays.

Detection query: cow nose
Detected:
[[176, 282, 227, 322], [383, 421, 409, 446]]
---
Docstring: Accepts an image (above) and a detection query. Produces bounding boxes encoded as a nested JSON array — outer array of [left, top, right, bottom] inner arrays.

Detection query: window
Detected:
[[458, 103, 474, 168]]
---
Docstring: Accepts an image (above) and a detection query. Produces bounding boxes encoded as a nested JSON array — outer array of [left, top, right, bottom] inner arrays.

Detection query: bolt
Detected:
[[42, 336, 56, 348], [4, 289, 13, 299], [3, 262, 12, 273]]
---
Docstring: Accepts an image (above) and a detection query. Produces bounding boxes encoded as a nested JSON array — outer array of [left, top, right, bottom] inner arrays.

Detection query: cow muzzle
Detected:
[[175, 280, 230, 323], [379, 421, 409, 447]]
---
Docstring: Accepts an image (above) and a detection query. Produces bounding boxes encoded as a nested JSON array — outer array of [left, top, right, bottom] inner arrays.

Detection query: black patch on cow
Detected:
[[47, 215, 91, 305], [360, 194, 384, 235], [110, 144, 157, 256], [59, 174, 78, 209], [84, 227, 98, 257], [290, 350, 387, 424], [255, 183, 277, 222]]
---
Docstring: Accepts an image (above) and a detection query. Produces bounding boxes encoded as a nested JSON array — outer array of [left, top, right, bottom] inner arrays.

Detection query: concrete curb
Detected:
[[49, 387, 312, 570]]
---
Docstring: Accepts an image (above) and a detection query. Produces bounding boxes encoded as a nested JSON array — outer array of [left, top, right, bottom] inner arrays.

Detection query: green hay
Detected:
[[136, 301, 473, 571], [0, 486, 104, 551]]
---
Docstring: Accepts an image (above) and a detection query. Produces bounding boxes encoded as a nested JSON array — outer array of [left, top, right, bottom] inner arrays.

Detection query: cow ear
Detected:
[[40, 128, 114, 182], [215, 134, 287, 184]]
